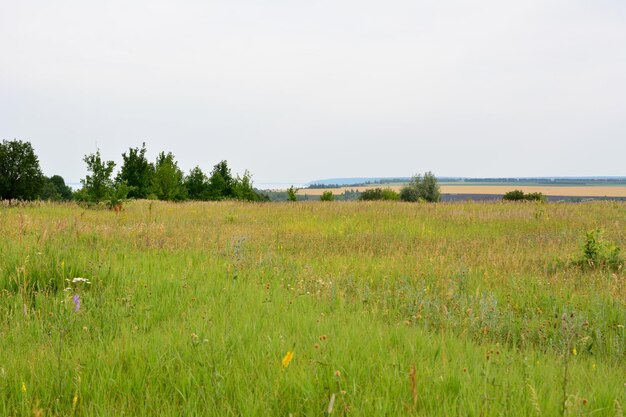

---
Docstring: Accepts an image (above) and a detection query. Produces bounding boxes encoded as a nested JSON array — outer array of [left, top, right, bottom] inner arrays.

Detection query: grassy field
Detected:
[[1, 200, 625, 416], [297, 185, 626, 197]]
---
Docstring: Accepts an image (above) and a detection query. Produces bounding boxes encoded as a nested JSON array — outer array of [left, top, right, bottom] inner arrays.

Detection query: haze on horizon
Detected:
[[1, 0, 625, 185]]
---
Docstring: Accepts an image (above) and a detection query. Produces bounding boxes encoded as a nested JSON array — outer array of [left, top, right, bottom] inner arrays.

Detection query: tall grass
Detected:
[[0, 200, 624, 416]]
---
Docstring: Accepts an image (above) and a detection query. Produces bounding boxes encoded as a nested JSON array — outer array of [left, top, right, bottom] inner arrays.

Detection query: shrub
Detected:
[[503, 190, 525, 201], [503, 190, 546, 202], [575, 229, 623, 271], [360, 188, 400, 201], [320, 191, 334, 201]]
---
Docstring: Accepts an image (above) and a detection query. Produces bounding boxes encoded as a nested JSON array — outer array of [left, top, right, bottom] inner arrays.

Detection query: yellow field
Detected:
[[297, 185, 626, 197]]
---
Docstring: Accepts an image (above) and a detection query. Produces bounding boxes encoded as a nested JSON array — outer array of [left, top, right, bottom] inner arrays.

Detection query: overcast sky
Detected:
[[1, 1, 625, 184]]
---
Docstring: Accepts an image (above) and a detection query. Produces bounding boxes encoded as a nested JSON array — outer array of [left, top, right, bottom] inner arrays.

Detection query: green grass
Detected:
[[1, 200, 624, 416]]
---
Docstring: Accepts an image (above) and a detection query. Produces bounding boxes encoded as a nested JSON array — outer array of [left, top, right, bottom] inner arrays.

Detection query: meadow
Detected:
[[0, 200, 624, 416]]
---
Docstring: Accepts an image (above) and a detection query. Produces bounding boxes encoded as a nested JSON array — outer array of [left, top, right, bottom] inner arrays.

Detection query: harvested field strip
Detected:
[[297, 185, 626, 197]]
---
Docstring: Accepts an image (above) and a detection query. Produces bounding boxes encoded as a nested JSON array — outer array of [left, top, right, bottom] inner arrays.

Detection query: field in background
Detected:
[[1, 200, 624, 416], [297, 185, 626, 197]]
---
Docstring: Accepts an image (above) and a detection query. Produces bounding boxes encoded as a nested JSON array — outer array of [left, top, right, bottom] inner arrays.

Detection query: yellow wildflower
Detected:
[[282, 350, 294, 368], [21, 382, 26, 393], [572, 347, 577, 356], [73, 393, 78, 408]]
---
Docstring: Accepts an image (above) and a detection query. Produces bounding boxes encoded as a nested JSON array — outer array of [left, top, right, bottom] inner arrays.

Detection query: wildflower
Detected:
[[592, 363, 596, 370], [73, 393, 78, 408], [72, 277, 91, 284], [334, 370, 341, 378], [73, 295, 81, 312], [21, 382, 26, 393], [572, 347, 577, 356], [282, 350, 294, 368]]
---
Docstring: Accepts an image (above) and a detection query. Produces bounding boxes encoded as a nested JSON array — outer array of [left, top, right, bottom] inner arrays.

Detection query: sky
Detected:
[[1, 0, 625, 185]]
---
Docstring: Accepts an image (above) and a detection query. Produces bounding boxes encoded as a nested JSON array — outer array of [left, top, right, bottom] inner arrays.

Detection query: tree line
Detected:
[[0, 139, 268, 204]]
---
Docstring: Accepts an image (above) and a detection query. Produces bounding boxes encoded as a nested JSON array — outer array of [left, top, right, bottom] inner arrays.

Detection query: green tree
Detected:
[[232, 170, 265, 201], [116, 143, 154, 199], [320, 191, 334, 201], [152, 152, 187, 201], [400, 171, 441, 203], [286, 186, 298, 202], [185, 166, 210, 200], [420, 171, 441, 202], [78, 149, 116, 203], [0, 139, 45, 200], [39, 175, 73, 201], [207, 160, 234, 200]]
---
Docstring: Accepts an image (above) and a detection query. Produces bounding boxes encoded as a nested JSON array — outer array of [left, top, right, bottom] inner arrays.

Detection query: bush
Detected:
[[359, 188, 400, 201], [320, 191, 334, 201], [575, 229, 623, 271], [503, 190, 546, 202]]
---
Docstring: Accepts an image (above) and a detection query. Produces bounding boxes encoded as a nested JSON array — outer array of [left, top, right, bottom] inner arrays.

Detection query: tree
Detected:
[[400, 171, 441, 203], [39, 175, 73, 201], [152, 152, 187, 201], [207, 160, 234, 200], [184, 166, 210, 200], [320, 191, 334, 201], [78, 149, 116, 203], [0, 139, 45, 200], [420, 171, 441, 202], [232, 170, 266, 201], [287, 186, 298, 202], [116, 143, 154, 199]]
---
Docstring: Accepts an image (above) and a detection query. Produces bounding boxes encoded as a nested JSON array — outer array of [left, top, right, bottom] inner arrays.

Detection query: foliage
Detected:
[[39, 175, 73, 201], [400, 171, 441, 202], [77, 149, 117, 203], [320, 191, 334, 201], [575, 229, 623, 271], [152, 152, 187, 201], [184, 166, 210, 201], [503, 190, 546, 202], [0, 139, 45, 200], [359, 187, 400, 201], [116, 143, 154, 199], [399, 186, 420, 202], [231, 170, 268, 202], [207, 160, 234, 200], [287, 186, 298, 202]]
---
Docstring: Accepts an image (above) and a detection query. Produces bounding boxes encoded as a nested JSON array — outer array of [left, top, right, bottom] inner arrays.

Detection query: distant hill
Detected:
[[306, 177, 410, 187]]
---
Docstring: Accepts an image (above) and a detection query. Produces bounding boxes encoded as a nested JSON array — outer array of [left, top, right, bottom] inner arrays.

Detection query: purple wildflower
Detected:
[[73, 295, 81, 312]]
